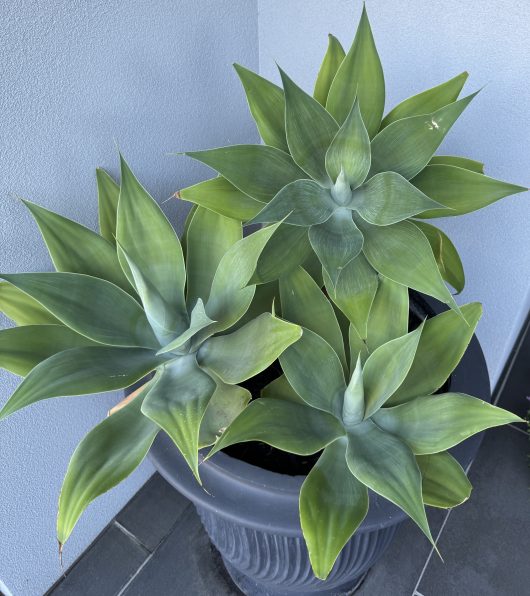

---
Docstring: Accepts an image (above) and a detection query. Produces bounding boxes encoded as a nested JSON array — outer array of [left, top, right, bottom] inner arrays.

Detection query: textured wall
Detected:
[[258, 0, 529, 386], [0, 1, 258, 594]]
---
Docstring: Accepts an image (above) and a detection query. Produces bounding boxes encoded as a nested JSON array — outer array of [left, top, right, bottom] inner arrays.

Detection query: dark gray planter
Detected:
[[148, 303, 490, 595]]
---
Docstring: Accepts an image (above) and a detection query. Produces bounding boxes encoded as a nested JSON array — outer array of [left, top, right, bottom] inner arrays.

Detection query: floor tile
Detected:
[[116, 473, 189, 552], [417, 427, 530, 596], [47, 524, 149, 596]]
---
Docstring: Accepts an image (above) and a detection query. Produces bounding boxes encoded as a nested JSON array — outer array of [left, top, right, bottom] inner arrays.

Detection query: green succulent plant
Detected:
[[179, 5, 526, 328], [208, 265, 523, 579], [0, 156, 301, 548]]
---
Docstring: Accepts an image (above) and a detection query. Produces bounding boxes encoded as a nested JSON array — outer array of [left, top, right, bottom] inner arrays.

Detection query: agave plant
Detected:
[[0, 156, 301, 549], [208, 265, 522, 579], [178, 5, 526, 328]]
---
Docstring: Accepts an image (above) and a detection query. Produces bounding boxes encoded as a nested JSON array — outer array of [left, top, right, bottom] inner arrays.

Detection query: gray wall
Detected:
[[258, 0, 529, 386], [0, 1, 258, 594]]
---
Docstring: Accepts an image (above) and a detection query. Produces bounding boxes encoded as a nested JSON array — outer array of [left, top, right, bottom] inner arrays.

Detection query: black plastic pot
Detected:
[[148, 300, 490, 595]]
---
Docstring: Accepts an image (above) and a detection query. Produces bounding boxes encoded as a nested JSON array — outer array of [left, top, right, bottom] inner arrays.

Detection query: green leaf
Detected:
[[251, 225, 313, 284], [342, 356, 364, 426], [230, 280, 279, 332], [313, 34, 346, 106], [280, 68, 338, 185], [0, 273, 158, 348], [326, 5, 385, 137], [0, 282, 60, 325], [0, 346, 165, 420], [280, 327, 346, 417], [206, 222, 280, 332], [359, 219, 459, 312], [346, 419, 434, 546], [0, 325, 96, 377], [309, 209, 363, 287], [199, 376, 251, 448], [261, 373, 305, 405], [178, 177, 264, 222], [417, 452, 472, 508], [185, 145, 305, 202], [181, 205, 198, 260], [325, 98, 370, 187], [117, 155, 187, 323], [428, 155, 484, 174], [23, 200, 132, 294], [363, 322, 423, 418], [381, 72, 468, 129], [349, 323, 369, 370], [370, 92, 478, 180], [324, 254, 378, 340], [373, 393, 522, 455], [351, 172, 446, 225], [57, 384, 159, 545], [185, 207, 242, 307], [366, 276, 409, 351], [300, 437, 368, 580], [413, 221, 465, 293], [96, 168, 120, 245], [249, 180, 336, 227], [388, 303, 482, 405], [280, 266, 347, 371], [234, 63, 288, 152], [141, 356, 216, 482], [198, 312, 301, 384], [208, 398, 344, 458], [411, 165, 527, 218]]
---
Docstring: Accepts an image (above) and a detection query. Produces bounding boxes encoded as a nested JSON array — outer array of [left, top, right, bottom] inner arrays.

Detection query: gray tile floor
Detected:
[[48, 321, 530, 596]]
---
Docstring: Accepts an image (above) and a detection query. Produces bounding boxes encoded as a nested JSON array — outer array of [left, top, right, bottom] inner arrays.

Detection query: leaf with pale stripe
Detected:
[[417, 452, 472, 508], [0, 282, 60, 326], [428, 155, 484, 173], [313, 34, 345, 107]]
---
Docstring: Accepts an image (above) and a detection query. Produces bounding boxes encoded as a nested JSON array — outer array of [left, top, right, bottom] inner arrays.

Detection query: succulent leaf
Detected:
[[417, 452, 472, 509], [325, 97, 371, 187], [428, 155, 484, 174], [374, 393, 523, 455], [198, 312, 301, 384], [309, 209, 363, 287], [313, 34, 346, 107], [348, 322, 370, 370], [178, 177, 264, 222], [381, 72, 468, 129], [326, 5, 385, 137], [0, 346, 165, 421], [57, 384, 159, 546], [280, 68, 339, 185], [141, 357, 217, 482], [0, 282, 60, 326], [185, 145, 305, 202], [0, 273, 159, 348], [411, 164, 527, 218], [261, 373, 305, 404], [342, 356, 364, 426], [370, 92, 478, 179], [300, 437, 368, 580], [95, 168, 120, 245], [0, 325, 96, 377]]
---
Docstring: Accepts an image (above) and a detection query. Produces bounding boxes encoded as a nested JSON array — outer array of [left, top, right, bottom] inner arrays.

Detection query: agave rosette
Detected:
[[209, 265, 522, 579], [0, 156, 301, 547], [179, 6, 526, 320]]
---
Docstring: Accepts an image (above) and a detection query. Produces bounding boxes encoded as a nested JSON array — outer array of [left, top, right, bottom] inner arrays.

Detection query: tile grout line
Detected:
[[508, 423, 528, 436], [115, 551, 156, 596], [113, 521, 151, 554]]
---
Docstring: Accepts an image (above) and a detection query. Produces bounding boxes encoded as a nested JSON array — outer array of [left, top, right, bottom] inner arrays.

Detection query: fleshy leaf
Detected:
[[96, 168, 120, 245], [373, 393, 522, 454], [300, 437, 368, 580], [157, 299, 215, 355], [381, 72, 468, 129], [366, 276, 409, 352], [370, 92, 478, 180], [141, 356, 216, 482], [411, 165, 527, 218], [261, 373, 305, 405], [326, 5, 385, 137], [234, 63, 288, 151], [313, 34, 346, 106], [388, 302, 482, 405], [0, 346, 166, 420], [428, 155, 484, 174], [185, 145, 305, 202], [349, 322, 369, 370], [351, 172, 447, 225], [309, 209, 363, 287], [342, 356, 364, 426], [0, 273, 159, 348], [57, 384, 159, 545], [325, 98, 371, 187], [0, 282, 60, 326], [178, 177, 264, 222], [417, 452, 472, 508], [198, 312, 301, 384]]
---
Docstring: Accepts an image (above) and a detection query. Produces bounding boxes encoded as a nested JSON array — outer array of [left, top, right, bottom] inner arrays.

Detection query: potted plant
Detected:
[[0, 5, 526, 596]]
